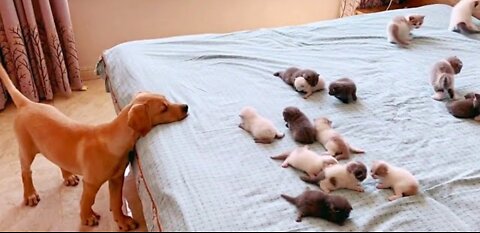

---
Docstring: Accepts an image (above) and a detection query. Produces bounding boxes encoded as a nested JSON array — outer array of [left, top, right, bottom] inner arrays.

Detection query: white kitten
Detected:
[[449, 0, 480, 33], [387, 15, 425, 46], [371, 161, 419, 202], [271, 146, 338, 178], [293, 75, 325, 99], [239, 106, 284, 144]]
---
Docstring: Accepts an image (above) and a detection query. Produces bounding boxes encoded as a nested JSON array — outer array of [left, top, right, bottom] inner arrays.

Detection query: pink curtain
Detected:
[[0, 0, 83, 110]]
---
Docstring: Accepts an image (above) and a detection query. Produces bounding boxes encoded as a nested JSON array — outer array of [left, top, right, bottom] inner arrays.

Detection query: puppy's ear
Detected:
[[128, 104, 152, 137]]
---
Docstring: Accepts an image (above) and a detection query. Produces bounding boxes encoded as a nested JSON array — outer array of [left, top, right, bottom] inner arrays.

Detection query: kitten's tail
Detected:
[[281, 194, 297, 205], [273, 71, 282, 77]]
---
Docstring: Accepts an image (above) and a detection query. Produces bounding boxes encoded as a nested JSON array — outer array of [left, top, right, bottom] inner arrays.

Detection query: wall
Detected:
[[68, 0, 340, 78]]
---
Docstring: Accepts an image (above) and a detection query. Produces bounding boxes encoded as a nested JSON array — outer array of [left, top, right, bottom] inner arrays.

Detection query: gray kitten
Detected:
[[430, 56, 463, 101]]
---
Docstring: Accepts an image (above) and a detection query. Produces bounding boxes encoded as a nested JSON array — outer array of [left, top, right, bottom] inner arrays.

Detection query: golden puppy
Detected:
[[0, 65, 188, 231]]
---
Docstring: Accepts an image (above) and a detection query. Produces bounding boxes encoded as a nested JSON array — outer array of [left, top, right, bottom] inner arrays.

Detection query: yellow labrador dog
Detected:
[[0, 65, 188, 231]]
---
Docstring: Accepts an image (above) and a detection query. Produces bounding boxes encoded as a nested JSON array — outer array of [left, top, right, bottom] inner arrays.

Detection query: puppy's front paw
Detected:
[[81, 211, 101, 226], [116, 216, 139, 232], [64, 175, 80, 186], [24, 192, 40, 207]]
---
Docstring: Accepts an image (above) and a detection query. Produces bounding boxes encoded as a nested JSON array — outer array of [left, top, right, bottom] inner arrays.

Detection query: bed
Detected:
[[99, 4, 480, 231]]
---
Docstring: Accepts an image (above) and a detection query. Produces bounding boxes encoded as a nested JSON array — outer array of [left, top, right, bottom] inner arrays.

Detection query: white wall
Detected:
[[68, 0, 340, 77]]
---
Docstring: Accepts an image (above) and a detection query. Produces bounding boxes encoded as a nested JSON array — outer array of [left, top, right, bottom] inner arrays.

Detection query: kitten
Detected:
[[239, 106, 284, 144], [301, 161, 367, 194], [387, 15, 425, 46], [274, 67, 320, 99], [430, 56, 463, 100], [281, 189, 352, 224], [328, 78, 357, 104], [446, 93, 480, 120], [371, 161, 419, 202], [449, 0, 480, 33], [314, 117, 364, 161], [271, 145, 338, 178]]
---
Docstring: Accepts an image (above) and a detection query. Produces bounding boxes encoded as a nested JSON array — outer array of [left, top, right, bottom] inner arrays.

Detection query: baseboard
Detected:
[[80, 67, 99, 81]]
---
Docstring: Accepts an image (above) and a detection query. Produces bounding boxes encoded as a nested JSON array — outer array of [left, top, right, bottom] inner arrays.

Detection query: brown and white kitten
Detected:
[[446, 92, 480, 120], [430, 56, 463, 100], [387, 15, 425, 46]]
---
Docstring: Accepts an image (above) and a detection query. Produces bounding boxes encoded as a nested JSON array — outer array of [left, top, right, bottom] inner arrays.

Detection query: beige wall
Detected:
[[68, 0, 340, 77]]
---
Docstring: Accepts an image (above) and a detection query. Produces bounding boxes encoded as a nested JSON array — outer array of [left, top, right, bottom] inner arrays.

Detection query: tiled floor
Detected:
[[0, 79, 147, 231]]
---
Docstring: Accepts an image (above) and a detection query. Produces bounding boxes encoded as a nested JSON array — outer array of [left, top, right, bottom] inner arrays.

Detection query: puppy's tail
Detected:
[[0, 64, 30, 108], [281, 194, 297, 205]]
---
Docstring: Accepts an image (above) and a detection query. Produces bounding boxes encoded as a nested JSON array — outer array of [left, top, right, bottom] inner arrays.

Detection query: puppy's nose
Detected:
[[182, 105, 189, 113]]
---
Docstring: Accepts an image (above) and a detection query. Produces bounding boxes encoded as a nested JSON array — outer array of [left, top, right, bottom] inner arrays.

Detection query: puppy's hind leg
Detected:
[[61, 169, 80, 186], [16, 131, 40, 207], [19, 148, 40, 207]]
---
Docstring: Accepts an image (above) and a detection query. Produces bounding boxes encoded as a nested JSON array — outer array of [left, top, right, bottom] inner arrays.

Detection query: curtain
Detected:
[[339, 0, 361, 17], [0, 0, 83, 111]]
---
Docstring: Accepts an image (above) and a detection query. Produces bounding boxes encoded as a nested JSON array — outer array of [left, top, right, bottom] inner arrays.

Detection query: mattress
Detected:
[[101, 4, 480, 231]]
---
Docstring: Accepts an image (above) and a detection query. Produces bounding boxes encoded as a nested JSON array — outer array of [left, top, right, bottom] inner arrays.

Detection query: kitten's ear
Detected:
[[474, 1, 479, 8], [474, 94, 480, 100], [420, 15, 425, 20], [409, 16, 415, 21]]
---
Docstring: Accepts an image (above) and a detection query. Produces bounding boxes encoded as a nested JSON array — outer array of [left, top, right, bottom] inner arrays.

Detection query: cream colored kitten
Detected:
[[387, 15, 425, 46]]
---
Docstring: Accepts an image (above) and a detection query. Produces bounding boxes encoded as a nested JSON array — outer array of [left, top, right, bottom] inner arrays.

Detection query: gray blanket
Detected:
[[103, 4, 480, 231]]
